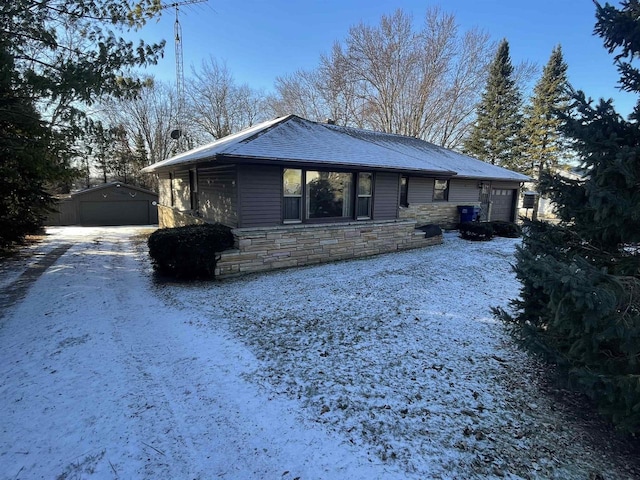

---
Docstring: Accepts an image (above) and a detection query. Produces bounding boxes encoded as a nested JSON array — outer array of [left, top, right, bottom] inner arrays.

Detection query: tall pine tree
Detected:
[[132, 133, 150, 184], [0, 0, 164, 248], [521, 45, 570, 220], [464, 39, 523, 171], [499, 0, 640, 433], [0, 40, 55, 249]]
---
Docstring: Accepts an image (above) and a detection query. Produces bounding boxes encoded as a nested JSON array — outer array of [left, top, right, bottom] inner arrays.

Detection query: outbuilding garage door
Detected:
[[79, 201, 150, 226], [491, 189, 516, 222]]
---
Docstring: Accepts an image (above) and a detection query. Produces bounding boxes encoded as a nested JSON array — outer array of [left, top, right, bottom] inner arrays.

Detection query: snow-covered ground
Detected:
[[0, 227, 636, 479]]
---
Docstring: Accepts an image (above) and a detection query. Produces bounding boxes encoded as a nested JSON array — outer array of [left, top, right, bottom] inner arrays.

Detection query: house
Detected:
[[46, 182, 159, 226], [142, 115, 529, 277], [518, 166, 584, 220]]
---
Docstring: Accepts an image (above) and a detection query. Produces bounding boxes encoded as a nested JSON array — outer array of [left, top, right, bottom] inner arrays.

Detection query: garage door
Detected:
[[491, 189, 516, 222], [79, 201, 150, 226]]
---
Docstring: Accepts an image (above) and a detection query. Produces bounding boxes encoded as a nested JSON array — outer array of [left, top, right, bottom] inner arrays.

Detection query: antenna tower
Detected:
[[161, 0, 207, 150]]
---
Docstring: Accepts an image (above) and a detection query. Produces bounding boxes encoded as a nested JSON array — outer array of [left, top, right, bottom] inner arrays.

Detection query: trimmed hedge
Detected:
[[416, 223, 443, 238], [148, 223, 235, 279], [459, 221, 493, 241], [490, 220, 521, 238]]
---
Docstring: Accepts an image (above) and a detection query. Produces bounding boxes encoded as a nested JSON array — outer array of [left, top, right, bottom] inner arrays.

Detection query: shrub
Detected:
[[148, 223, 234, 279], [416, 224, 442, 238], [490, 220, 521, 238], [459, 221, 493, 241]]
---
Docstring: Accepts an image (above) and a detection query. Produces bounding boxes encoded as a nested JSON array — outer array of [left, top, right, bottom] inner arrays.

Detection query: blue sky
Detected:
[[137, 0, 636, 116]]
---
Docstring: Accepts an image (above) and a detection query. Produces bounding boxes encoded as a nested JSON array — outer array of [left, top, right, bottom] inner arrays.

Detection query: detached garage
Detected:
[[47, 183, 159, 226]]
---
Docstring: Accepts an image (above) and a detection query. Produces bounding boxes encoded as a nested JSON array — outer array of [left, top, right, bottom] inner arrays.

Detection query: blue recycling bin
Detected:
[[458, 205, 475, 223]]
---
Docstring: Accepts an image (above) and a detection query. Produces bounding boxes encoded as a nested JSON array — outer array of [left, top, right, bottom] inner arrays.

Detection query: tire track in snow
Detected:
[[0, 228, 406, 479], [107, 238, 201, 478], [106, 236, 300, 478], [0, 244, 72, 320]]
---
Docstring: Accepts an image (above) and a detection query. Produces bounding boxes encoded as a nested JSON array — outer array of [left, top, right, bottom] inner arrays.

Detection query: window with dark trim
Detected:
[[189, 169, 198, 211], [357, 172, 372, 219], [281, 169, 373, 223], [306, 171, 353, 219], [169, 172, 175, 207], [400, 176, 409, 207], [433, 179, 449, 201], [283, 168, 302, 222]]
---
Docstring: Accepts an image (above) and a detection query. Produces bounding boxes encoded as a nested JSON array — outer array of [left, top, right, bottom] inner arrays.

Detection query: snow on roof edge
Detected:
[[140, 115, 294, 173], [319, 121, 531, 182], [141, 114, 531, 182]]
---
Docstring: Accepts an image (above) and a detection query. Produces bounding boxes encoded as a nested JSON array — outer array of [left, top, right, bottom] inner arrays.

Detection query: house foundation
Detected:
[[215, 219, 442, 278]]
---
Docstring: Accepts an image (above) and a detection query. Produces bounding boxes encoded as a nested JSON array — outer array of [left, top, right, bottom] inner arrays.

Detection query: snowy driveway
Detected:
[[0, 227, 636, 479]]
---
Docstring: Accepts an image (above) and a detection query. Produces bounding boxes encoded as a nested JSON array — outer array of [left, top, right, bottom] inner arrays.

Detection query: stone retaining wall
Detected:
[[216, 219, 442, 278], [399, 203, 465, 229]]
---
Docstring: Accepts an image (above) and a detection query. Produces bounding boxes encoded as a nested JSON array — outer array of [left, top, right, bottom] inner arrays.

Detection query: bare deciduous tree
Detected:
[[187, 57, 266, 140], [270, 7, 498, 150], [267, 69, 326, 121], [103, 79, 178, 164], [93, 79, 181, 189]]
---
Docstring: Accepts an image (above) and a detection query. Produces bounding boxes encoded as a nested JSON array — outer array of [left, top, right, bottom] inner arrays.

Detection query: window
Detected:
[[282, 169, 374, 222], [433, 179, 449, 201], [306, 171, 354, 219], [283, 169, 302, 222], [189, 169, 198, 211], [357, 172, 373, 218], [169, 172, 175, 206], [400, 176, 409, 207]]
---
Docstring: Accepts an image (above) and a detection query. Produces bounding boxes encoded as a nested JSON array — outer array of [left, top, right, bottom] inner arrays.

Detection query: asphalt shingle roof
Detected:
[[142, 115, 530, 182]]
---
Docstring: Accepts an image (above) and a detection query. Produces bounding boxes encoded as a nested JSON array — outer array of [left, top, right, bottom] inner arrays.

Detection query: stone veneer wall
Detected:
[[158, 205, 205, 228], [399, 203, 467, 229], [216, 219, 442, 278]]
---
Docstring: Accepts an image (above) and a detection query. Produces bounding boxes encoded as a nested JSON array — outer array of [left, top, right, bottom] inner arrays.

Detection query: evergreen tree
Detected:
[[132, 132, 150, 187], [464, 39, 524, 171], [498, 0, 640, 433], [0, 0, 164, 248], [0, 41, 58, 249], [111, 125, 133, 185], [133, 133, 149, 170], [88, 122, 116, 184], [521, 45, 570, 220]]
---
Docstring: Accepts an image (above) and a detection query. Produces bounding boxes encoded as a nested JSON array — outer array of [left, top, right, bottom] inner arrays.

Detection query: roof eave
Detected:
[[141, 155, 216, 173], [217, 154, 457, 178], [454, 174, 531, 182], [142, 153, 457, 178], [140, 115, 296, 174], [70, 181, 159, 197]]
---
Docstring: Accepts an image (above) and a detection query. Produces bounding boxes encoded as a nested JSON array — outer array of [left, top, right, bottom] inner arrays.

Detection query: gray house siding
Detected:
[[449, 179, 481, 203], [158, 172, 171, 206], [407, 177, 434, 204], [237, 164, 282, 227], [198, 165, 238, 227], [172, 169, 191, 211], [155, 167, 523, 230], [373, 172, 399, 220]]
